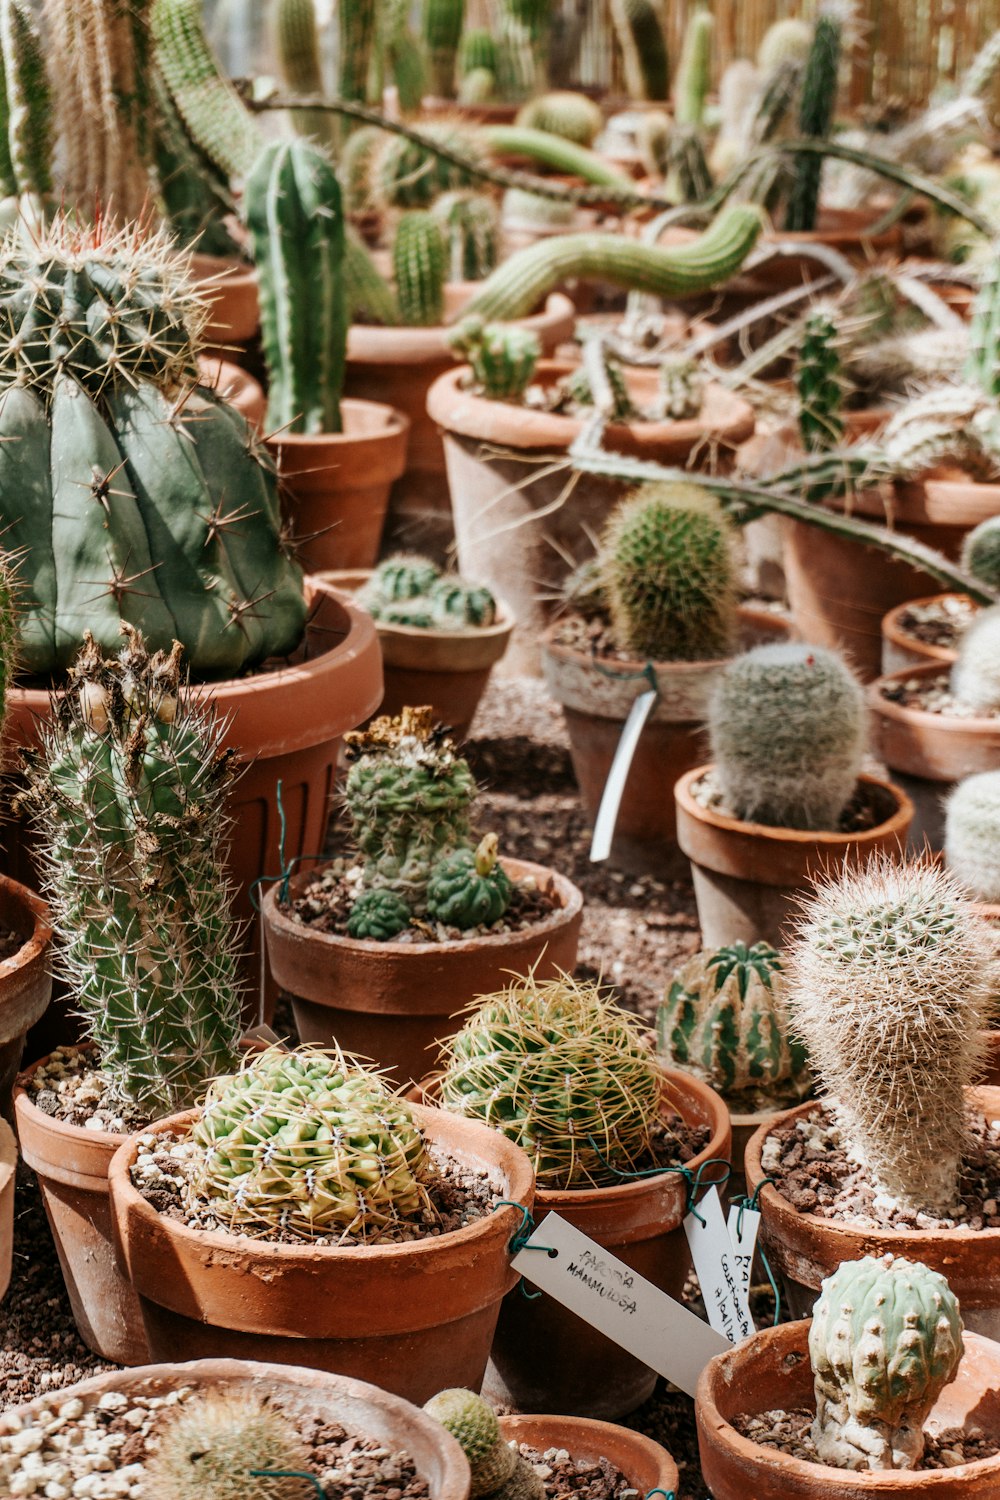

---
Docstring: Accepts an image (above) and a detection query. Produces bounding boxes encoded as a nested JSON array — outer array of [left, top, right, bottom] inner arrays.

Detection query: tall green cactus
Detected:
[[153, 69, 240, 255], [496, 0, 551, 101], [674, 7, 713, 128], [785, 7, 842, 232], [965, 254, 1000, 397], [422, 0, 464, 98], [394, 209, 446, 326], [798, 308, 845, 455], [245, 139, 347, 435], [151, 0, 263, 180], [273, 0, 338, 150], [0, 0, 52, 198], [339, 0, 377, 110], [610, 0, 669, 101]]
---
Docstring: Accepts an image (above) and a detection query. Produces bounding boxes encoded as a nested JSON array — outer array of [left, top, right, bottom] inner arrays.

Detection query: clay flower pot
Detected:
[[541, 605, 789, 877], [869, 661, 1000, 853], [320, 569, 515, 740], [675, 766, 914, 950], [738, 206, 904, 295], [190, 252, 259, 346], [266, 401, 411, 574], [745, 1089, 1000, 1338], [0, 1116, 14, 1301], [0, 1357, 472, 1500], [428, 361, 756, 675], [0, 877, 52, 1113], [881, 594, 974, 674], [197, 353, 266, 431], [262, 859, 583, 1086], [346, 288, 575, 557], [108, 1103, 534, 1404], [498, 1414, 678, 1495], [697, 1319, 1000, 1500]]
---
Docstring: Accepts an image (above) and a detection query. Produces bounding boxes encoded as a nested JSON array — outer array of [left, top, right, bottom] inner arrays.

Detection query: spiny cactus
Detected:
[[965, 255, 1000, 398], [945, 771, 1000, 904], [347, 886, 413, 940], [449, 316, 540, 399], [431, 191, 499, 282], [798, 307, 845, 455], [361, 556, 499, 629], [394, 209, 446, 327], [600, 483, 737, 663], [788, 857, 994, 1216], [810, 1255, 963, 1472], [785, 7, 842, 233], [459, 65, 496, 103], [709, 643, 865, 831], [609, 0, 669, 101], [0, 0, 52, 199], [422, 0, 464, 98], [563, 346, 635, 420], [880, 383, 1000, 481], [655, 354, 704, 419], [437, 971, 664, 1188], [144, 1391, 314, 1500], [674, 7, 713, 128], [385, 0, 427, 113], [0, 214, 306, 676], [153, 71, 241, 256], [426, 832, 513, 929], [515, 90, 603, 146], [151, 0, 263, 180], [666, 124, 713, 203], [962, 515, 1000, 591], [18, 628, 243, 1111], [757, 16, 813, 73], [429, 575, 498, 627], [338, 0, 377, 110], [273, 0, 338, 150], [341, 124, 383, 213], [367, 554, 441, 603], [190, 1046, 432, 1240], [658, 942, 811, 1107], [424, 1390, 543, 1500], [950, 604, 1000, 714]]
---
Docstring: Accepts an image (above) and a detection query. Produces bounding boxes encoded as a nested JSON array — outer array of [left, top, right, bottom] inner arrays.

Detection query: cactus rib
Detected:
[[151, 0, 263, 180]]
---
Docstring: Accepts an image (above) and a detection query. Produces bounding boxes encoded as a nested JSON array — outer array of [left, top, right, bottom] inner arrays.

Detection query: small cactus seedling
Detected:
[[563, 345, 635, 420], [449, 316, 541, 400], [424, 1389, 543, 1500], [961, 515, 1000, 591], [945, 771, 1000, 902], [426, 832, 513, 930], [143, 1390, 314, 1499], [809, 1255, 963, 1471], [360, 557, 498, 630], [950, 604, 1000, 713]]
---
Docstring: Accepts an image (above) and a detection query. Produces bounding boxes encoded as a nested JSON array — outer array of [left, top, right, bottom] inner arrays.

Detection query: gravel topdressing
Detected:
[[879, 672, 1000, 720], [895, 595, 978, 651], [731, 1409, 1000, 1470], [22, 1050, 151, 1135], [514, 1441, 637, 1500]]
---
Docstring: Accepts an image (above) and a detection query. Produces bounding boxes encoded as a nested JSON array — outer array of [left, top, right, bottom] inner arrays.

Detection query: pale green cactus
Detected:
[[144, 1391, 313, 1500], [962, 515, 1000, 591], [424, 1389, 542, 1500], [515, 90, 603, 146], [449, 316, 540, 399]]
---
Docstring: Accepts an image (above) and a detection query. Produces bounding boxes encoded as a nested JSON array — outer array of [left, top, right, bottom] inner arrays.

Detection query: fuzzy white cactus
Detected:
[[950, 604, 1000, 714], [945, 771, 1000, 903]]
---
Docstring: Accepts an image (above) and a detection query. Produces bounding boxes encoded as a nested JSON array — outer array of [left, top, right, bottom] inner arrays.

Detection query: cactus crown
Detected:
[[945, 770, 1000, 903], [950, 603, 1000, 713], [600, 482, 738, 663], [788, 856, 994, 1217], [709, 642, 866, 831], [757, 16, 813, 72], [143, 1390, 314, 1500], [449, 316, 541, 400], [424, 1389, 543, 1500], [961, 515, 1000, 591], [437, 971, 664, 1189], [809, 1254, 964, 1472]]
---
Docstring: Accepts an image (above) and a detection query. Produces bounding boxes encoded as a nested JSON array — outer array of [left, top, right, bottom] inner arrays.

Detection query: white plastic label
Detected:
[[590, 688, 658, 862], [683, 1187, 754, 1343], [726, 1204, 761, 1305]]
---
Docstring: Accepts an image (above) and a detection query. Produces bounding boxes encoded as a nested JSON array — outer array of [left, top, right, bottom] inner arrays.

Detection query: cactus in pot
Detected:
[[431, 191, 499, 282], [945, 771, 1000, 903], [422, 0, 464, 98], [144, 1391, 314, 1499], [394, 209, 447, 327], [424, 1389, 543, 1500], [360, 554, 499, 627], [785, 4, 843, 232], [950, 603, 1000, 713], [448, 316, 540, 399], [797, 307, 845, 457]]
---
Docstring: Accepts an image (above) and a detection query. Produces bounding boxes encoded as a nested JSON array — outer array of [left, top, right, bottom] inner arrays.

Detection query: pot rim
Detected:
[[674, 765, 914, 851], [346, 291, 576, 365], [881, 594, 973, 659], [496, 1413, 679, 1492], [263, 398, 411, 452], [0, 872, 52, 975], [15, 1045, 128, 1155], [869, 660, 1000, 731]]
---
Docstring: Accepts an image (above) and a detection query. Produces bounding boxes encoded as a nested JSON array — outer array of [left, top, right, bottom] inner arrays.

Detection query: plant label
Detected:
[[590, 687, 658, 861], [683, 1186, 754, 1343], [726, 1204, 761, 1305]]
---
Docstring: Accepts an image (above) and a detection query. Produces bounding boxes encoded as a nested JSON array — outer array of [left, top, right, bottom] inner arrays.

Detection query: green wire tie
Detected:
[[252, 1471, 325, 1495], [495, 1199, 556, 1300], [585, 1136, 731, 1227]]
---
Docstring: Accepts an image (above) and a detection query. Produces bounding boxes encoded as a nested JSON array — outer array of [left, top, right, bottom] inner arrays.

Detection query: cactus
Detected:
[[422, 0, 464, 98], [0, 0, 52, 199], [809, 1255, 963, 1471], [459, 28, 497, 79], [965, 254, 1000, 397], [385, 0, 427, 114], [459, 66, 496, 103], [501, 185, 575, 229], [341, 124, 383, 213], [600, 482, 737, 663], [370, 122, 488, 210], [658, 942, 811, 1107], [18, 628, 243, 1111], [484, 124, 632, 186], [785, 8, 842, 233], [394, 209, 446, 327], [426, 833, 513, 929], [344, 229, 401, 325], [151, 0, 263, 180], [788, 857, 994, 1216], [656, 354, 704, 420], [636, 109, 672, 179], [709, 643, 865, 831], [245, 139, 347, 436], [431, 191, 499, 281], [273, 0, 338, 150], [362, 557, 498, 630], [144, 1391, 314, 1500], [367, 554, 441, 602], [424, 1390, 543, 1500], [757, 16, 813, 74], [880, 383, 1000, 481], [798, 307, 845, 454], [945, 771, 1000, 903], [429, 575, 498, 627], [153, 71, 241, 256], [950, 603, 1000, 713], [0, 213, 306, 676], [437, 971, 664, 1188], [515, 90, 603, 147], [190, 1046, 432, 1240], [962, 515, 1000, 591], [347, 886, 413, 939], [464, 204, 764, 322], [674, 7, 713, 128], [564, 347, 636, 420], [609, 0, 669, 101], [338, 0, 377, 109], [667, 125, 713, 203], [449, 316, 540, 399], [495, 0, 551, 101]]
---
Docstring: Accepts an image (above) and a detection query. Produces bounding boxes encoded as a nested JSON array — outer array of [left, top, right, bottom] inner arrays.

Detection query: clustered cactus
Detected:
[[945, 771, 1000, 903], [145, 1391, 314, 1499], [431, 191, 499, 282], [360, 554, 499, 630], [424, 1390, 542, 1500], [437, 971, 664, 1188], [809, 1255, 964, 1472], [449, 317, 541, 400], [950, 604, 1000, 713]]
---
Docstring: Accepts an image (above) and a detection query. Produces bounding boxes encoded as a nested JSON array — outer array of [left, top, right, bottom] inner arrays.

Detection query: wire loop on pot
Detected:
[[495, 1199, 555, 1300], [252, 1472, 325, 1496], [730, 1176, 782, 1325], [585, 1137, 732, 1227]]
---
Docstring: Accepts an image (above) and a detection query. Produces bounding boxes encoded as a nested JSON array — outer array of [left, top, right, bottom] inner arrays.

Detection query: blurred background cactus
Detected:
[[431, 191, 499, 281], [950, 604, 1000, 713], [448, 317, 541, 399], [962, 516, 1000, 592], [945, 771, 1000, 903], [360, 555, 499, 627], [609, 0, 669, 101], [394, 208, 447, 326]]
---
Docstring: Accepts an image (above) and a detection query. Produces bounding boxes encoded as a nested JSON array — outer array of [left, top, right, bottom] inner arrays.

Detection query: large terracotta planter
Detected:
[[266, 401, 411, 573], [675, 766, 914, 949], [262, 858, 584, 1086], [868, 661, 1000, 853], [498, 1415, 679, 1495], [14, 1049, 148, 1365], [108, 1103, 533, 1404], [697, 1320, 1000, 1500], [191, 253, 259, 346], [881, 593, 973, 674], [320, 569, 514, 740], [346, 288, 575, 558], [541, 605, 790, 877], [428, 362, 756, 674], [0, 1116, 14, 1300], [0, 877, 52, 1114], [0, 1358, 472, 1500], [745, 1089, 1000, 1338]]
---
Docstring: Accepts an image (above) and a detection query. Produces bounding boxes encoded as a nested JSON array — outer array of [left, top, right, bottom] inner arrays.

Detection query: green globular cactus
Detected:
[[245, 139, 347, 436], [757, 16, 813, 74], [674, 7, 713, 128], [798, 307, 845, 454], [515, 90, 604, 147], [709, 643, 865, 831], [424, 1390, 543, 1500], [426, 833, 513, 929], [190, 1046, 432, 1241], [962, 515, 1000, 591], [458, 28, 497, 80], [789, 857, 994, 1216], [609, 0, 669, 101], [438, 971, 664, 1188], [785, 8, 842, 233], [347, 887, 413, 939], [965, 255, 1000, 398], [429, 575, 498, 628], [273, 0, 338, 151], [658, 942, 811, 1107], [151, 0, 263, 180], [431, 191, 499, 282], [656, 354, 704, 419], [449, 316, 540, 400], [809, 1255, 964, 1472], [0, 0, 52, 199], [950, 604, 1000, 714], [945, 771, 1000, 903], [422, 0, 464, 98], [368, 554, 441, 602], [0, 215, 306, 677], [18, 629, 243, 1112], [600, 482, 737, 663], [144, 1391, 314, 1500], [374, 599, 436, 627], [394, 210, 446, 327]]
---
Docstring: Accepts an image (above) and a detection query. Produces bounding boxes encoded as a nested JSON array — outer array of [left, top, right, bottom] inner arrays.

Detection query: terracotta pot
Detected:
[[0, 877, 52, 1114], [319, 569, 514, 740], [0, 1358, 472, 1500], [745, 1089, 1000, 1337], [697, 1319, 1000, 1500], [108, 1103, 533, 1403], [0, 1116, 14, 1300], [266, 401, 411, 573], [498, 1415, 679, 1495], [868, 661, 1000, 853], [262, 858, 583, 1086], [197, 353, 266, 430], [542, 605, 790, 877], [728, 1105, 782, 1208], [345, 289, 575, 558], [740, 207, 905, 294], [14, 1049, 148, 1365], [190, 253, 259, 346], [428, 362, 756, 675], [881, 593, 973, 674], [675, 766, 914, 950]]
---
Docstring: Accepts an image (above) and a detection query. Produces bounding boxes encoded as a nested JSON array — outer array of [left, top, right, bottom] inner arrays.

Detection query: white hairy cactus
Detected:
[[881, 383, 1000, 480], [945, 771, 1000, 903], [950, 604, 1000, 714]]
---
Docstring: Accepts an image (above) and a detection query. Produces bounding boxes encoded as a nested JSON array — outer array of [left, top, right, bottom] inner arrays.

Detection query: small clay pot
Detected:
[[498, 1415, 678, 1495], [674, 767, 914, 950], [262, 858, 584, 1086], [196, 353, 266, 431], [881, 594, 974, 674], [0, 877, 52, 1115], [108, 1104, 533, 1404], [868, 661, 1000, 853], [190, 253, 259, 346], [0, 1358, 472, 1500], [0, 1117, 14, 1300], [266, 401, 411, 573], [697, 1319, 1000, 1500]]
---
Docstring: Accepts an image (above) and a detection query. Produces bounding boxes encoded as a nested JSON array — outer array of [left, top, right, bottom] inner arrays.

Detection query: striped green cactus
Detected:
[[0, 0, 52, 198], [273, 0, 338, 150], [430, 191, 499, 281], [422, 0, 463, 98], [151, 0, 263, 180], [393, 209, 446, 327]]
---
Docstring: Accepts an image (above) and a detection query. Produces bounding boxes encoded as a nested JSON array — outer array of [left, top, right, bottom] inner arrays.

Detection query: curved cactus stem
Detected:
[[482, 125, 633, 187], [152, 0, 263, 180]]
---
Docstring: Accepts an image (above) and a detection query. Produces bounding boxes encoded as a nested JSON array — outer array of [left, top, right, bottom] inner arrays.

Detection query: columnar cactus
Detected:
[[709, 643, 865, 831], [950, 604, 1000, 713], [424, 1390, 543, 1500], [338, 0, 377, 109], [609, 0, 669, 101], [144, 1392, 313, 1500], [18, 628, 244, 1111], [515, 90, 604, 146], [798, 307, 845, 455], [785, 6, 842, 233], [449, 316, 540, 399], [965, 255, 1000, 397], [273, 0, 338, 151], [394, 210, 446, 327], [422, 0, 464, 98], [788, 857, 994, 1216], [431, 191, 499, 282], [757, 16, 813, 73], [370, 121, 486, 210], [600, 483, 738, 663], [151, 0, 263, 180], [945, 771, 1000, 903], [437, 972, 664, 1188], [809, 1256, 963, 1471], [674, 7, 713, 128], [962, 515, 1000, 591], [0, 0, 52, 200]]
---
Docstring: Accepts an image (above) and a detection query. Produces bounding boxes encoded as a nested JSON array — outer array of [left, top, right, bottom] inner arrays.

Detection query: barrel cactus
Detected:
[[429, 576, 498, 628], [144, 1391, 314, 1500], [367, 554, 441, 604], [360, 555, 498, 629], [515, 90, 603, 146], [961, 515, 1000, 591], [950, 604, 1000, 713], [424, 1389, 543, 1500], [394, 210, 446, 327], [945, 771, 1000, 903], [426, 833, 513, 930], [347, 887, 413, 940], [810, 1255, 963, 1471], [449, 317, 540, 400]]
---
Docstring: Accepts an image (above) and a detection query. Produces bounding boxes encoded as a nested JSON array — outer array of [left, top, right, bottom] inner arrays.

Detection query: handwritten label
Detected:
[[726, 1204, 761, 1305], [590, 688, 658, 862], [511, 1211, 729, 1398], [683, 1187, 754, 1344]]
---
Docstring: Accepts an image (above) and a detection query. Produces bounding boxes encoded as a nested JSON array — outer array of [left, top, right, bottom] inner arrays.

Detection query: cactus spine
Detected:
[[394, 209, 446, 327], [0, 0, 51, 198], [151, 0, 263, 180], [674, 7, 713, 128], [610, 0, 669, 101], [422, 0, 464, 98], [945, 771, 1000, 903], [449, 316, 540, 399], [144, 1391, 314, 1500], [785, 8, 842, 233], [962, 515, 1000, 591], [950, 604, 1000, 713]]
